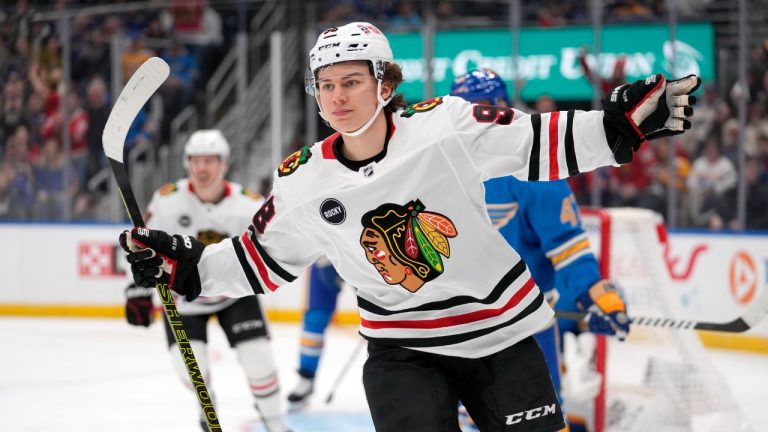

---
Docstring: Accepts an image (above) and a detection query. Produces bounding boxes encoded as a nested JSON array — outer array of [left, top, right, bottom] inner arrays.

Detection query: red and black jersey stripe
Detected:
[[528, 110, 581, 181], [233, 228, 297, 294], [357, 260, 526, 315], [360, 292, 545, 348]]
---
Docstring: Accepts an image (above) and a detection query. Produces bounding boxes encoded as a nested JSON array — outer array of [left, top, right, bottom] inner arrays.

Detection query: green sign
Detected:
[[389, 23, 714, 101]]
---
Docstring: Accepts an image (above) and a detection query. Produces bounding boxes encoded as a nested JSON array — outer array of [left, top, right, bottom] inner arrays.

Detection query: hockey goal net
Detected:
[[576, 207, 749, 432]]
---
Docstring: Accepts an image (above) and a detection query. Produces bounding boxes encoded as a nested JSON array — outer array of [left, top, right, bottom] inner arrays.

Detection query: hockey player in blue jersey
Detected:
[[450, 69, 625, 430], [286, 258, 343, 406]]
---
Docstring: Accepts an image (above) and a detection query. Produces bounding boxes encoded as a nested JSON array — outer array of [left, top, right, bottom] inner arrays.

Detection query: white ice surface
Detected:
[[1, 317, 766, 432]]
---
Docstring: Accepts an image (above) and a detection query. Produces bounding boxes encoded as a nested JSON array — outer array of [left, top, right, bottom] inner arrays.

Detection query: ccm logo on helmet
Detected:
[[505, 404, 557, 425], [317, 42, 340, 51]]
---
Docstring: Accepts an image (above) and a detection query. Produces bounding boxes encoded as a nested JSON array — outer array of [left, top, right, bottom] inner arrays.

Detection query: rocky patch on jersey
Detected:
[[400, 96, 444, 118], [360, 199, 457, 293], [320, 198, 346, 224], [158, 182, 178, 196], [197, 229, 228, 246], [179, 214, 191, 227], [278, 146, 312, 177]]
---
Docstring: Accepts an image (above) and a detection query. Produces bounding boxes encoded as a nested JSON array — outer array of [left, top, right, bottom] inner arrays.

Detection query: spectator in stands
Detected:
[[33, 135, 75, 220], [124, 106, 154, 166], [687, 137, 737, 227], [534, 94, 557, 114], [607, 142, 656, 207], [12, 124, 38, 164], [121, 31, 155, 83], [609, 0, 655, 23], [536, 1, 568, 27], [5, 129, 35, 219], [759, 134, 768, 173], [720, 117, 740, 165], [84, 76, 110, 182], [159, 39, 199, 139], [643, 138, 690, 217], [2, 72, 27, 140], [0, 162, 12, 220], [39, 89, 89, 186], [579, 46, 627, 97], [24, 92, 46, 150], [27, 58, 62, 140], [689, 82, 719, 150], [435, 0, 460, 22], [710, 157, 768, 230], [388, 1, 422, 31], [160, 0, 222, 86], [37, 34, 63, 85], [745, 103, 768, 156], [71, 16, 113, 85], [5, 36, 32, 82]]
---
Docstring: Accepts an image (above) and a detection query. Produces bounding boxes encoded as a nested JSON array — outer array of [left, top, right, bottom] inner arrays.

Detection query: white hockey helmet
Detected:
[[306, 22, 395, 137], [183, 129, 230, 168]]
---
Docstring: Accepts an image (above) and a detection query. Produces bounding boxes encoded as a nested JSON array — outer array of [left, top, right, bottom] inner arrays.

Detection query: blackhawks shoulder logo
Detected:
[[158, 182, 178, 196], [359, 199, 457, 293], [400, 96, 444, 118], [278, 146, 312, 177]]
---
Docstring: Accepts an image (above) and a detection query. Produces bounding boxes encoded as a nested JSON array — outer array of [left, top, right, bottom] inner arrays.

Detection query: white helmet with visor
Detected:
[[306, 22, 394, 137]]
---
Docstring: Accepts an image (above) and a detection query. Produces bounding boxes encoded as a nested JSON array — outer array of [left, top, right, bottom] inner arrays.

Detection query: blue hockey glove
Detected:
[[119, 227, 204, 302], [575, 280, 630, 341], [603, 73, 700, 163]]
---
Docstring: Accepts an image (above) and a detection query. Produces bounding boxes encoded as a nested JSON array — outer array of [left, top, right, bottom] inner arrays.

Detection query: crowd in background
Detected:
[[0, 0, 233, 221], [1, 0, 767, 231]]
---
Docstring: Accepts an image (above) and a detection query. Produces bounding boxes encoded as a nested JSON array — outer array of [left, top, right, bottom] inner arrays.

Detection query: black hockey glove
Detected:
[[603, 73, 700, 163], [125, 283, 154, 327], [119, 227, 204, 302], [575, 280, 630, 341]]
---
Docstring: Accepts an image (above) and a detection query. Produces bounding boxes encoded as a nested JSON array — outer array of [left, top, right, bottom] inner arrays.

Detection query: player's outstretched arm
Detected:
[[603, 74, 700, 163], [575, 280, 630, 340], [119, 227, 204, 302]]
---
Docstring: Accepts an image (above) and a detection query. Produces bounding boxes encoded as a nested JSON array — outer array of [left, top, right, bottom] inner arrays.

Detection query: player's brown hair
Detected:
[[382, 62, 407, 113]]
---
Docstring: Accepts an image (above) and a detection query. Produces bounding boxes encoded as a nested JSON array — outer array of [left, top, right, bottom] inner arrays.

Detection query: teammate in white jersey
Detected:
[[123, 130, 291, 432], [121, 23, 700, 432]]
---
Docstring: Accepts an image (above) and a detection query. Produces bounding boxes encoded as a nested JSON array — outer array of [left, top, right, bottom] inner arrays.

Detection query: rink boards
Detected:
[[1, 222, 767, 350]]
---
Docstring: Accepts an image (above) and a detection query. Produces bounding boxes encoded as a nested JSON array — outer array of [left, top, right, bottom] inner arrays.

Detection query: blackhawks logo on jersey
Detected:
[[278, 146, 312, 177], [197, 229, 228, 246], [360, 199, 457, 293], [158, 182, 178, 196], [400, 97, 444, 118]]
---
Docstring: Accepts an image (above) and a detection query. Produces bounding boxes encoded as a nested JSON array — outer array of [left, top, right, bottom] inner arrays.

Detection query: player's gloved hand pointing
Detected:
[[603, 73, 700, 163], [575, 280, 630, 341], [119, 227, 205, 302]]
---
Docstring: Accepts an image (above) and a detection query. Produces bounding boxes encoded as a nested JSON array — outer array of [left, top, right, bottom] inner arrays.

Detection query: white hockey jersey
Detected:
[[198, 95, 617, 358], [145, 178, 264, 315]]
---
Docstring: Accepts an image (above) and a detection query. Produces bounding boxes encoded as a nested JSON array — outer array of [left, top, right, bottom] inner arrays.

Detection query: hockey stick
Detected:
[[325, 338, 366, 404], [556, 284, 768, 333], [102, 57, 221, 432]]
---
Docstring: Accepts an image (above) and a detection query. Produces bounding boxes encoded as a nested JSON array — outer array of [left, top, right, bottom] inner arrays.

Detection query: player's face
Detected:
[[187, 155, 226, 189], [360, 227, 408, 285], [315, 61, 379, 132]]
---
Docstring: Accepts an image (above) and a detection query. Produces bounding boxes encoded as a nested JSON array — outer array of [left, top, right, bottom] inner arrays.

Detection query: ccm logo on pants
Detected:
[[505, 404, 557, 425]]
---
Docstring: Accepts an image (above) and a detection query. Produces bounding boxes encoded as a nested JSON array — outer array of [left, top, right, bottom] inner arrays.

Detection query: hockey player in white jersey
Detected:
[[123, 130, 291, 432], [121, 23, 700, 432]]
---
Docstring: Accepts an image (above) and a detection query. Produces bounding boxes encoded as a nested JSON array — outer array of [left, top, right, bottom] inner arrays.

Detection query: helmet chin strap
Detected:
[[317, 79, 393, 137]]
